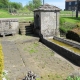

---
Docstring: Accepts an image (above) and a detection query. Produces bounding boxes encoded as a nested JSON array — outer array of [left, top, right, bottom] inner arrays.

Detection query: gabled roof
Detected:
[[34, 4, 61, 11]]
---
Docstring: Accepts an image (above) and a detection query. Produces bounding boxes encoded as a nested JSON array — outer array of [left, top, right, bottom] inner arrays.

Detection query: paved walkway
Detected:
[[2, 41, 25, 80], [1, 35, 39, 80], [1, 35, 80, 80]]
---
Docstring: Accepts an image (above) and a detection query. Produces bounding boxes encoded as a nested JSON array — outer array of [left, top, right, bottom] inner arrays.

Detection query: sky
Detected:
[[10, 0, 65, 10]]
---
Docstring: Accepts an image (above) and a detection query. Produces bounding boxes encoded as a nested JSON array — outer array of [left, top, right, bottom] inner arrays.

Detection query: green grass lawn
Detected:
[[0, 9, 11, 18], [0, 9, 34, 22], [60, 17, 80, 23], [60, 11, 72, 14], [0, 9, 80, 23]]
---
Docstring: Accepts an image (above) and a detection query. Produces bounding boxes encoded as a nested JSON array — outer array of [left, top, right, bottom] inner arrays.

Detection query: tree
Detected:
[[0, 0, 9, 6], [10, 2, 22, 10], [33, 0, 42, 9], [26, 0, 42, 11], [28, 1, 34, 11], [0, 0, 9, 8], [76, 0, 79, 18]]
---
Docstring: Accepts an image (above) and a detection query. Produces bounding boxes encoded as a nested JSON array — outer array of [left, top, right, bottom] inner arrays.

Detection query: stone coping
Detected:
[[0, 18, 18, 22], [34, 4, 61, 11]]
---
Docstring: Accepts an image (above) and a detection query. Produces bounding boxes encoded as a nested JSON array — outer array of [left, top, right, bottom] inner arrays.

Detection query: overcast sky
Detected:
[[10, 0, 65, 10]]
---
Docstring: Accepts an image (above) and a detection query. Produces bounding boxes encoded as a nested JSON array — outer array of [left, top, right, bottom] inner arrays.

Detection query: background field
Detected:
[[0, 9, 80, 22]]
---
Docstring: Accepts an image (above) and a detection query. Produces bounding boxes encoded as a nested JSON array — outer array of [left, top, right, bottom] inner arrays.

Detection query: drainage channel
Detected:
[[41, 38, 80, 66], [50, 39, 80, 55]]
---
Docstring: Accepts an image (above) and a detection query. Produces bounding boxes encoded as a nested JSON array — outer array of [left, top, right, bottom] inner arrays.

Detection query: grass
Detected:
[[24, 42, 38, 54], [39, 74, 63, 80], [60, 11, 72, 14], [60, 17, 80, 23], [0, 9, 11, 18], [0, 9, 34, 22], [0, 9, 80, 23], [29, 48, 37, 54]]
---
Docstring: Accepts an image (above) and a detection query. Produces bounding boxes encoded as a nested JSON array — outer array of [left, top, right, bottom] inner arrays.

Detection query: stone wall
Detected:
[[40, 12, 60, 37], [40, 37, 80, 66], [0, 19, 19, 36]]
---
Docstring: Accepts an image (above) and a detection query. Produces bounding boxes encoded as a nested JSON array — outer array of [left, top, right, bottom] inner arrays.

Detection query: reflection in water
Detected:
[[50, 39, 80, 54]]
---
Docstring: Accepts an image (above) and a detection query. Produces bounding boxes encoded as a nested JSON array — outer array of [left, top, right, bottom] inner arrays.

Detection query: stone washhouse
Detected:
[[34, 4, 61, 37]]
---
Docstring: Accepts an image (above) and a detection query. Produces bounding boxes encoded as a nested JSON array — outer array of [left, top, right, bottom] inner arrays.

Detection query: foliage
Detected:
[[0, 44, 4, 80], [59, 17, 80, 34], [59, 22, 76, 34], [0, 9, 11, 18], [59, 17, 65, 25], [0, 0, 42, 13], [60, 17, 80, 23], [60, 11, 72, 14], [33, 0, 42, 9], [0, 0, 9, 7], [27, 1, 34, 11], [9, 2, 23, 10], [0, 0, 23, 12], [76, 22, 80, 28], [67, 76, 80, 80], [25, 0, 42, 11]]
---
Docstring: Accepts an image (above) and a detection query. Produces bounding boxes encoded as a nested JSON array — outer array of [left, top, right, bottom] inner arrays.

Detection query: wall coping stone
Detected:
[[34, 4, 61, 12]]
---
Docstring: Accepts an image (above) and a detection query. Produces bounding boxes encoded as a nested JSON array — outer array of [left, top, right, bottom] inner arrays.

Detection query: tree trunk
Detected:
[[76, 0, 79, 18]]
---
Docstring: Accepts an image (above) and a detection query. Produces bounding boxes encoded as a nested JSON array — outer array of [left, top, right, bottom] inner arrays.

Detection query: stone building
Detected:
[[65, 0, 80, 11], [34, 4, 61, 37]]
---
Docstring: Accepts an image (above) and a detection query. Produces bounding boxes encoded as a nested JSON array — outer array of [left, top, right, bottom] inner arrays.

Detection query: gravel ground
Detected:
[[1, 35, 80, 80]]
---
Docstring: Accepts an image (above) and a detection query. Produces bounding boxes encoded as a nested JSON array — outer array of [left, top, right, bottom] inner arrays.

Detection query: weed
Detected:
[[24, 48, 27, 51], [36, 78, 40, 80], [50, 52, 54, 56], [67, 76, 80, 80], [29, 48, 37, 54], [55, 74, 61, 78], [33, 42, 39, 47]]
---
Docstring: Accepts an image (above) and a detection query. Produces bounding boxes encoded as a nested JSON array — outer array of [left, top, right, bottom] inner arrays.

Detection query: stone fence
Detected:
[[0, 18, 19, 37]]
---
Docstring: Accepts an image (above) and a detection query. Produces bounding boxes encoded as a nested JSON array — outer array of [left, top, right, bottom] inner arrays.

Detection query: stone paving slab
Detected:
[[1, 35, 80, 80], [1, 35, 40, 80], [2, 41, 26, 80]]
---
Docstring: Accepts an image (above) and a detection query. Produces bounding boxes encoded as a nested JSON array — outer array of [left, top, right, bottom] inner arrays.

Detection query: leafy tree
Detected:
[[28, 1, 34, 11], [0, 0, 9, 6], [26, 0, 42, 11], [0, 0, 9, 8], [33, 0, 42, 9], [10, 2, 22, 10]]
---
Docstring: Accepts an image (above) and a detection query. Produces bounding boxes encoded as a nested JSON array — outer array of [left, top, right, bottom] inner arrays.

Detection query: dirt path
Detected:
[[1, 35, 80, 80]]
